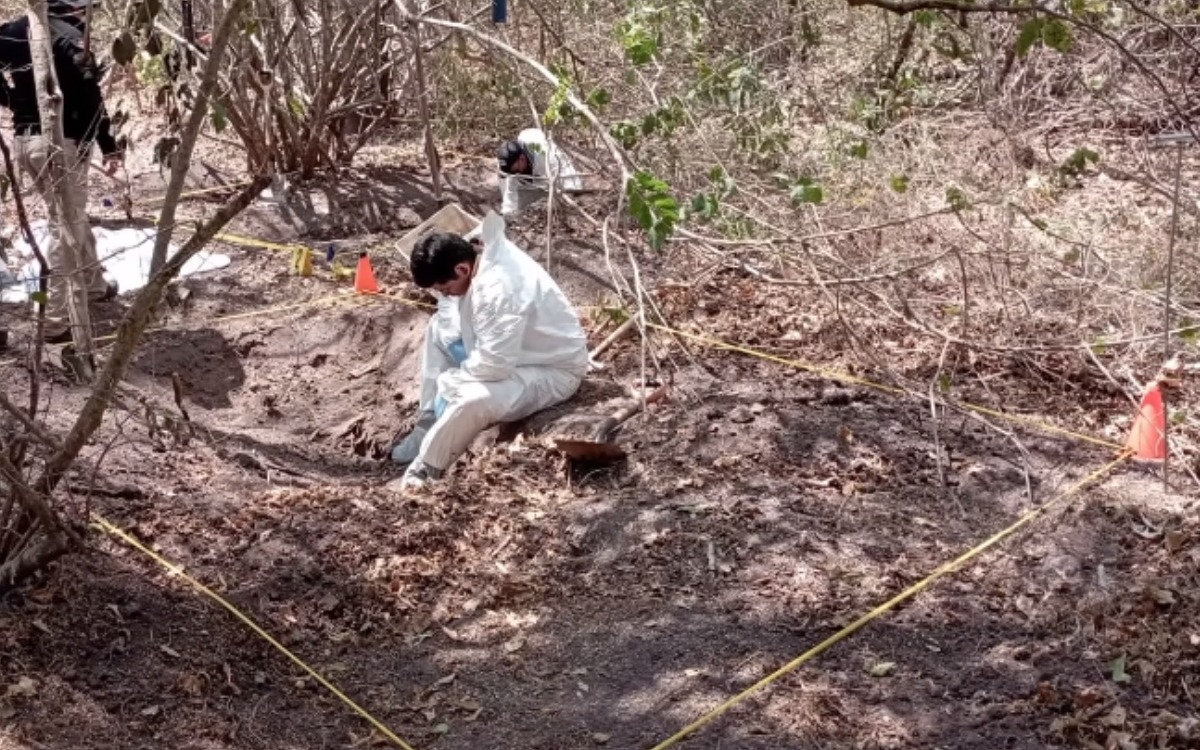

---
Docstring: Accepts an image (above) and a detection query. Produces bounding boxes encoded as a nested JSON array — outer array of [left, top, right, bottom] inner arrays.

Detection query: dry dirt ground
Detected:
[[2, 147, 1200, 750]]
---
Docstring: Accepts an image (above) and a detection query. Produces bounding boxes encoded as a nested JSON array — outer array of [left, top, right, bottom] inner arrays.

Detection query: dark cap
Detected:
[[496, 140, 526, 175]]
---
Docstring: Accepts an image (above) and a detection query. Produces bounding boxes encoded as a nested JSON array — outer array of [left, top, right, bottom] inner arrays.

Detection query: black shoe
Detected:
[[43, 329, 72, 345], [89, 280, 119, 302], [0, 329, 8, 351]]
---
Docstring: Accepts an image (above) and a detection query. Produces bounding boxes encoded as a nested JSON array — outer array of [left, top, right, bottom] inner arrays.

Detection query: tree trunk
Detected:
[[410, 5, 442, 202], [26, 0, 95, 377], [149, 0, 250, 275]]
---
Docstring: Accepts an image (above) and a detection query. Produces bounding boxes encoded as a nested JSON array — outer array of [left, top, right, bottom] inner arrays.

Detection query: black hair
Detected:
[[496, 140, 530, 175], [410, 232, 478, 288]]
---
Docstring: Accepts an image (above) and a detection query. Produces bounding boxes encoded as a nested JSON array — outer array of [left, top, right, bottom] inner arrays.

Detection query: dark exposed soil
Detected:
[[2, 151, 1199, 750]]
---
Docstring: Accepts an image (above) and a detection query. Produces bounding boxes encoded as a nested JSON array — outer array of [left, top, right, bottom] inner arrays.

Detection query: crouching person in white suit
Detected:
[[390, 211, 589, 491], [496, 128, 582, 218]]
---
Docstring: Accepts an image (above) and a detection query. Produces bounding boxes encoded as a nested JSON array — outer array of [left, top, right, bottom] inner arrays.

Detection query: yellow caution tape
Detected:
[[646, 452, 1129, 750], [647, 323, 1125, 451], [91, 513, 419, 750]]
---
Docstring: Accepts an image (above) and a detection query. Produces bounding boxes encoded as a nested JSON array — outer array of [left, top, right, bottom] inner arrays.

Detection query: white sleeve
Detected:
[[499, 175, 520, 216], [549, 145, 582, 191], [459, 212, 524, 381]]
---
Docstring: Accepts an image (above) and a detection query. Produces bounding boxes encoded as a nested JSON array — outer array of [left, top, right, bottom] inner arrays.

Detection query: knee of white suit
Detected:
[[417, 387, 503, 471]]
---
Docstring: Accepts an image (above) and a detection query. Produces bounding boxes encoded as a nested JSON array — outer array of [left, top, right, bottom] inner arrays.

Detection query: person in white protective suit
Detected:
[[390, 211, 590, 491], [496, 128, 582, 218]]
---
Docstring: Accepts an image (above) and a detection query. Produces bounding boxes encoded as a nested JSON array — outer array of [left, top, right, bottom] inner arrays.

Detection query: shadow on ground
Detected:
[[6, 352, 1186, 750]]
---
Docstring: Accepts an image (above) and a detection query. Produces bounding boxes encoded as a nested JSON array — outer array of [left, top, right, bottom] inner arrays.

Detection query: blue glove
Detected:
[[448, 339, 467, 365], [434, 395, 448, 418]]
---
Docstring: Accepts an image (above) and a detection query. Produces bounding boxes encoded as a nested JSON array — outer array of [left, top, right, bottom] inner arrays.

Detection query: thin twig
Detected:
[[0, 131, 49, 412]]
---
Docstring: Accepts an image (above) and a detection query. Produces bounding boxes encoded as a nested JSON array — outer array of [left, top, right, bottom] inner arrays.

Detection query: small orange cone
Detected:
[[354, 252, 379, 294], [1125, 382, 1167, 460]]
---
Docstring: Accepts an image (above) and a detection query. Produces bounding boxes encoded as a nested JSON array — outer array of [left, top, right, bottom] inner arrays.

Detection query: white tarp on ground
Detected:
[[0, 220, 231, 303]]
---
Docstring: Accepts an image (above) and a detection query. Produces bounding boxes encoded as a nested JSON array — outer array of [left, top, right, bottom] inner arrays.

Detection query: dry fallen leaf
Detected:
[[5, 677, 36, 699], [1036, 681, 1060, 704], [713, 455, 741, 470], [1103, 705, 1128, 727], [179, 673, 204, 697], [502, 636, 525, 654], [1105, 730, 1136, 750], [1152, 588, 1177, 606], [1075, 686, 1106, 709]]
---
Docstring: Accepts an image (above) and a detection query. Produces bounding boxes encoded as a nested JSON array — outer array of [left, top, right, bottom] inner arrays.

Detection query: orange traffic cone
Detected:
[[354, 252, 379, 294], [1125, 382, 1167, 460]]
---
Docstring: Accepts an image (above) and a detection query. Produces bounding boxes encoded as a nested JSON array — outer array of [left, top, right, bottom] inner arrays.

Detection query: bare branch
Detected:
[[846, 0, 1034, 14]]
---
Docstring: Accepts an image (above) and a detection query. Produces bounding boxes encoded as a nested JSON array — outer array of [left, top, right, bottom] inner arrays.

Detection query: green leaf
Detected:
[[1059, 147, 1100, 177], [128, 0, 162, 29], [647, 225, 666, 250], [1090, 336, 1108, 355], [609, 121, 639, 150], [625, 170, 678, 252], [1016, 16, 1073, 57], [287, 96, 305, 118], [1015, 18, 1044, 57], [210, 102, 228, 134], [1042, 19, 1073, 53], [690, 193, 720, 222], [30, 291, 48, 305], [945, 186, 971, 212], [849, 141, 869, 160], [617, 20, 659, 67], [1179, 324, 1199, 347], [1110, 655, 1131, 683], [543, 78, 573, 127], [586, 87, 611, 109], [913, 10, 939, 26], [112, 31, 137, 66], [890, 175, 909, 194], [790, 183, 824, 206], [937, 373, 951, 394]]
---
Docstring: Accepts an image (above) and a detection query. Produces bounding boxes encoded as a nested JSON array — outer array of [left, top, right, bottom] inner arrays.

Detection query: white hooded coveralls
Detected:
[[500, 128, 583, 217], [412, 211, 589, 474]]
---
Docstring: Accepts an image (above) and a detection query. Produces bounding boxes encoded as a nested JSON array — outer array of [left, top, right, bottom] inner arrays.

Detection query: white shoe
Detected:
[[399, 461, 443, 493]]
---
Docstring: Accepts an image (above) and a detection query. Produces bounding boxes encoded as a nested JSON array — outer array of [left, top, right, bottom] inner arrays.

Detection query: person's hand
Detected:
[[103, 152, 124, 176]]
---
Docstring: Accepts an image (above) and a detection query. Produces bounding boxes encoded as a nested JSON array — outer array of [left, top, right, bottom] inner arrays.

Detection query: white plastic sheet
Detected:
[[1, 220, 231, 303]]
